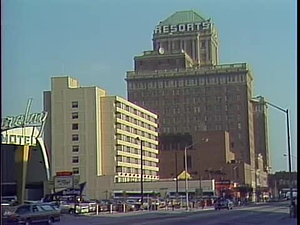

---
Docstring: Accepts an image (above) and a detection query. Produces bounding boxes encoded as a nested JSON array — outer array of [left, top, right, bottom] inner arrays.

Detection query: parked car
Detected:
[[59, 200, 96, 214], [3, 203, 60, 225], [214, 199, 233, 210], [1, 200, 11, 206], [1, 196, 17, 203]]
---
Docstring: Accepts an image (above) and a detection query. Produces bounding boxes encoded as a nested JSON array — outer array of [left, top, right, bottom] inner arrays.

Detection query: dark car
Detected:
[[214, 199, 233, 210], [3, 203, 60, 225]]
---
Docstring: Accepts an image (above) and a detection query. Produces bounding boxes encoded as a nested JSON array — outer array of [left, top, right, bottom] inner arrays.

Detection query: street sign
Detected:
[[54, 176, 74, 189], [62, 189, 81, 196]]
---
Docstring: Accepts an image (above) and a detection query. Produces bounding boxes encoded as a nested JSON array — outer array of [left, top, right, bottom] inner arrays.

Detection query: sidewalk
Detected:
[[84, 206, 215, 217]]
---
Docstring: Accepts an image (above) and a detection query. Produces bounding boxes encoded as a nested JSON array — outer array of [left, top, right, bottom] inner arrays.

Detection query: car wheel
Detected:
[[69, 209, 75, 214], [25, 219, 31, 225]]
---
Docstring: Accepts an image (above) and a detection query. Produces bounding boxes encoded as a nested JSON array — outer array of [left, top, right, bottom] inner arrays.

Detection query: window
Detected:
[[72, 101, 78, 108], [72, 112, 79, 119], [215, 124, 222, 130], [72, 156, 79, 163], [72, 134, 79, 141], [72, 123, 79, 130], [16, 205, 31, 214], [40, 205, 54, 211], [72, 167, 79, 175], [238, 123, 242, 130], [215, 105, 221, 111], [72, 145, 79, 152]]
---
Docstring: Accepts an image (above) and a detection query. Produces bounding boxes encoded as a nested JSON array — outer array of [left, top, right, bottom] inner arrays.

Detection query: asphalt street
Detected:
[[59, 202, 297, 225]]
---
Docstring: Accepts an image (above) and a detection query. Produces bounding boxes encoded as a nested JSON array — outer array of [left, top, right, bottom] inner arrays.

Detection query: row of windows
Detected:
[[161, 123, 243, 133], [141, 95, 242, 107], [116, 113, 157, 132], [116, 102, 156, 123], [116, 145, 157, 158], [115, 176, 157, 183], [116, 166, 157, 175], [116, 123, 157, 140], [160, 104, 242, 115], [128, 75, 246, 89], [116, 134, 157, 149], [131, 86, 242, 98], [116, 156, 158, 167], [162, 114, 242, 124]]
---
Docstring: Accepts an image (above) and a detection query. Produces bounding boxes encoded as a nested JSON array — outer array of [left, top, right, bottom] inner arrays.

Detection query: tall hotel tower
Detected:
[[125, 10, 269, 188]]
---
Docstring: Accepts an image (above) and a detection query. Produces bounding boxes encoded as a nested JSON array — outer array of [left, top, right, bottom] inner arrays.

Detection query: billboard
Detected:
[[54, 173, 80, 189]]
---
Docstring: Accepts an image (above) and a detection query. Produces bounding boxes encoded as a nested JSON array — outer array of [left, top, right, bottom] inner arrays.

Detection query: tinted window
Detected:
[[16, 206, 31, 214], [40, 205, 55, 211]]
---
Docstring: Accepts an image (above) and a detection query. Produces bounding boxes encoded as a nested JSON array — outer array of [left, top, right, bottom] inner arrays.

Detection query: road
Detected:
[[59, 202, 297, 225]]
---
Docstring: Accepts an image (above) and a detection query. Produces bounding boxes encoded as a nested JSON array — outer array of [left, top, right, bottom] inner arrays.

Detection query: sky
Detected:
[[2, 0, 297, 172]]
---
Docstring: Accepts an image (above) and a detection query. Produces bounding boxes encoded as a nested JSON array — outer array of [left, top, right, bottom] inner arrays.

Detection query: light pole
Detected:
[[184, 138, 209, 211], [252, 96, 293, 209], [136, 137, 144, 206], [175, 151, 179, 201]]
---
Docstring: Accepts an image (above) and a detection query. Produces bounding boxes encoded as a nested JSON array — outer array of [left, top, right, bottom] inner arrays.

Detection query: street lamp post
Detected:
[[252, 96, 293, 210], [136, 137, 144, 206], [184, 138, 209, 211], [184, 146, 189, 211], [175, 151, 179, 201]]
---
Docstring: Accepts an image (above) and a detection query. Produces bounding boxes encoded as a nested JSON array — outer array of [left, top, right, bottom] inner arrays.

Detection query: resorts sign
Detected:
[[154, 21, 211, 34]]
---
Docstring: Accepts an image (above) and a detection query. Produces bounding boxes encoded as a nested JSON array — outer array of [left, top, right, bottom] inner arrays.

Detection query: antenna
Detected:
[[62, 65, 65, 75]]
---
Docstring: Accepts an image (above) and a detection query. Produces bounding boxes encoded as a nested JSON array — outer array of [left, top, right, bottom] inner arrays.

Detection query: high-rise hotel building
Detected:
[[44, 76, 159, 199], [126, 10, 266, 187]]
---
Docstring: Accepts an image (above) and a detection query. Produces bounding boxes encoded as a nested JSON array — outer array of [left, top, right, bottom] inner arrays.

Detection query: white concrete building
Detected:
[[44, 76, 159, 199]]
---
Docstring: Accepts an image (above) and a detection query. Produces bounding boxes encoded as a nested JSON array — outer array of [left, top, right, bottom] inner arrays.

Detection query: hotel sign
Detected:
[[1, 99, 48, 146], [154, 21, 211, 34], [2, 133, 37, 146], [1, 99, 47, 136]]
